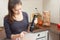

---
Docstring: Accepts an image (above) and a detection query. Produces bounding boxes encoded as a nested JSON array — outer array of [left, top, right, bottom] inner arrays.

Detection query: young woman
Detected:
[[4, 0, 29, 40]]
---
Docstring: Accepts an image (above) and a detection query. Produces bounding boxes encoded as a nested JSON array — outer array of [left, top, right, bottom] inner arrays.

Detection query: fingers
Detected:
[[11, 34, 21, 40], [16, 37, 21, 40], [20, 32, 24, 38], [20, 31, 28, 38], [22, 31, 28, 34]]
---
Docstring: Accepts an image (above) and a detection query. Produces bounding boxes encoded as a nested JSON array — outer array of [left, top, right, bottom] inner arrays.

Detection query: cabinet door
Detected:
[[36, 31, 48, 40]]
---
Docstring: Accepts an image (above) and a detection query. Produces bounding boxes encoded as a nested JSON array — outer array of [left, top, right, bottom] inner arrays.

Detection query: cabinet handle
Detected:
[[37, 34, 40, 36], [36, 36, 46, 40]]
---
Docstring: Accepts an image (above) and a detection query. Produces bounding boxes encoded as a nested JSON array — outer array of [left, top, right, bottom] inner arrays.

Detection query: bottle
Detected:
[[30, 8, 38, 32], [43, 11, 50, 26], [35, 8, 43, 27], [30, 15, 37, 32]]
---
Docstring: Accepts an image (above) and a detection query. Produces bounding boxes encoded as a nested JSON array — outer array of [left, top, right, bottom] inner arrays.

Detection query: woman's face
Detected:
[[12, 4, 22, 15]]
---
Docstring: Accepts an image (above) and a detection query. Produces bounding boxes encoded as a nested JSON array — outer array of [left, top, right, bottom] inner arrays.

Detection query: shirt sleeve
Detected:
[[25, 12, 29, 29], [4, 18, 12, 39]]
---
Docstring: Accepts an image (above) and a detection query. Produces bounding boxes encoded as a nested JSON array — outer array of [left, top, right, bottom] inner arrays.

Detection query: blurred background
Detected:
[[0, 0, 60, 27]]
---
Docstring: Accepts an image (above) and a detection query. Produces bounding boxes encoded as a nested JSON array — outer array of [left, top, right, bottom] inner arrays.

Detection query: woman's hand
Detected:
[[11, 31, 28, 40], [11, 34, 21, 40], [20, 31, 27, 38]]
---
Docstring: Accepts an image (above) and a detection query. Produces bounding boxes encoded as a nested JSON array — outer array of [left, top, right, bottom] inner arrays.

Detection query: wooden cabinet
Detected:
[[49, 31, 59, 40], [0, 27, 6, 39]]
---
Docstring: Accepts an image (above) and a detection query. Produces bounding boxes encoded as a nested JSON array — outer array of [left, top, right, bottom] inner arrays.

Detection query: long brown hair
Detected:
[[5, 0, 22, 24]]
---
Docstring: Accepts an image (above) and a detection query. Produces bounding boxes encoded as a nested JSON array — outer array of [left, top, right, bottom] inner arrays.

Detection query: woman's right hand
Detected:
[[11, 34, 21, 40]]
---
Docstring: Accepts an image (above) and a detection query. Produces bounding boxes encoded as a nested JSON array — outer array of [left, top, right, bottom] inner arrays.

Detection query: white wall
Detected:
[[0, 0, 8, 27], [59, 0, 60, 23], [0, 0, 43, 27], [0, 0, 60, 27], [43, 0, 60, 24], [21, 0, 43, 22]]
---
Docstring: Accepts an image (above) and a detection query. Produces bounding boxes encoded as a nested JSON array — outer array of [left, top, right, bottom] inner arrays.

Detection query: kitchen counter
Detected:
[[28, 23, 60, 40], [49, 23, 60, 34], [34, 23, 60, 34], [33, 26, 50, 33]]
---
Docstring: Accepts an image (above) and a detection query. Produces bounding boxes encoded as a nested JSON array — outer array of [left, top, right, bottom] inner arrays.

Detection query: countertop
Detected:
[[49, 23, 60, 34]]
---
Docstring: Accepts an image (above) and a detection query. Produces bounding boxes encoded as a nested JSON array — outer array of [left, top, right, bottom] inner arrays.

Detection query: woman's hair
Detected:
[[6, 0, 22, 24]]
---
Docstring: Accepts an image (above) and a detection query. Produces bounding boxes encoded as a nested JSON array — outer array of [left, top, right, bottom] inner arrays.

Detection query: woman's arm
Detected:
[[25, 12, 30, 32], [4, 18, 12, 39]]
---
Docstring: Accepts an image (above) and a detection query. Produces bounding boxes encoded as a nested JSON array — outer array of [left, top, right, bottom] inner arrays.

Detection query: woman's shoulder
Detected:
[[4, 15, 9, 21], [22, 11, 27, 14], [22, 11, 28, 16]]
